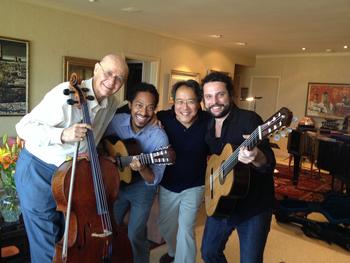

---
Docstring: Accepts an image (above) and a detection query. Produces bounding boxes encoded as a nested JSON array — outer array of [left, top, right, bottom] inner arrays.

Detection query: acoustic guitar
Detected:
[[205, 107, 293, 217], [104, 138, 175, 183]]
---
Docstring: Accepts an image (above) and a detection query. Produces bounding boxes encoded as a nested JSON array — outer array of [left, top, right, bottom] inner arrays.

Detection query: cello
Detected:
[[51, 73, 133, 262]]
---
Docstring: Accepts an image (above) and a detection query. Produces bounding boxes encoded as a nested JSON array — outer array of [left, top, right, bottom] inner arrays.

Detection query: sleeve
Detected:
[[104, 114, 126, 138], [104, 115, 118, 137], [15, 83, 70, 146], [145, 128, 169, 186]]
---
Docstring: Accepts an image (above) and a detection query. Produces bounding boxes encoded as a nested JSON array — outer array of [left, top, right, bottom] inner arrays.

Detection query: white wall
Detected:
[[239, 54, 350, 127], [0, 0, 254, 136]]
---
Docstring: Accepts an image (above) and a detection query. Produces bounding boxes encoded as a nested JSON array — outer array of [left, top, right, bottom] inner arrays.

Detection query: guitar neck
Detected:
[[224, 126, 261, 173], [118, 153, 156, 168]]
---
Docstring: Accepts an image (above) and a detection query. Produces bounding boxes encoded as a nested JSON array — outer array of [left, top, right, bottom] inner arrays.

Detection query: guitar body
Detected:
[[103, 139, 140, 184], [205, 144, 250, 217], [204, 107, 293, 217]]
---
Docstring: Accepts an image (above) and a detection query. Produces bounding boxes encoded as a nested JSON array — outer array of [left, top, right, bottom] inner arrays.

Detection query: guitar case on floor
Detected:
[[274, 193, 350, 251]]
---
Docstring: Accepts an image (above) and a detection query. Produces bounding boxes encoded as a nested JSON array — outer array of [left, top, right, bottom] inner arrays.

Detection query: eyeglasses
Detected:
[[174, 99, 198, 106], [99, 62, 124, 84]]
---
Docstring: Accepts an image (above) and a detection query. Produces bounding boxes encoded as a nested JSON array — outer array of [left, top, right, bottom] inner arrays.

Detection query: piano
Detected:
[[287, 129, 350, 191]]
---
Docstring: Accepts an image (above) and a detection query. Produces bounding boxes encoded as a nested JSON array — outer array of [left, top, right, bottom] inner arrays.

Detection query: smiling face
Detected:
[[93, 54, 128, 102], [203, 81, 231, 119], [174, 85, 200, 128], [129, 91, 156, 132]]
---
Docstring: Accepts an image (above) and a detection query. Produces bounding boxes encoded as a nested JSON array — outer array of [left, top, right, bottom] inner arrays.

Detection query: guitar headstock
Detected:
[[149, 145, 176, 165], [260, 107, 293, 140]]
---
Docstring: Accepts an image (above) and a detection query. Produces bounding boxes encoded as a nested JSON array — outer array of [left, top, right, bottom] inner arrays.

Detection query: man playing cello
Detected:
[[14, 54, 128, 262]]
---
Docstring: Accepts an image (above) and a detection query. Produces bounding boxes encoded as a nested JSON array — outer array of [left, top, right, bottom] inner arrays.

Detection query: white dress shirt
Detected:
[[16, 78, 119, 166]]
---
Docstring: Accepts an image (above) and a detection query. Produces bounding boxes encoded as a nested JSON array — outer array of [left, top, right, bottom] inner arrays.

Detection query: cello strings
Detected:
[[81, 101, 112, 232]]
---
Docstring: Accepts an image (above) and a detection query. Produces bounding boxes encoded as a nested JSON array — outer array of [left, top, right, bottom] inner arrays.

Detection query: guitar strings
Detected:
[[210, 113, 285, 183]]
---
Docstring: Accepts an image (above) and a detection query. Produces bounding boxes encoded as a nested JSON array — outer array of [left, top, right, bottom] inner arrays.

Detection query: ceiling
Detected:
[[21, 0, 350, 57]]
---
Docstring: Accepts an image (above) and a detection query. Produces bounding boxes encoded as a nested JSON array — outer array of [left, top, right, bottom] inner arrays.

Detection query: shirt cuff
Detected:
[[50, 127, 65, 145]]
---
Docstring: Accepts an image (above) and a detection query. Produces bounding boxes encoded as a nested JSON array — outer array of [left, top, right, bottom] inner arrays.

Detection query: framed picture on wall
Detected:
[[207, 69, 231, 77], [0, 36, 29, 116], [63, 56, 98, 81], [169, 70, 200, 103], [305, 82, 350, 119]]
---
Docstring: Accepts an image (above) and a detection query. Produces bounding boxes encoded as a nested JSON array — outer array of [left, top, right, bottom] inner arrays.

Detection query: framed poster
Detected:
[[0, 36, 29, 116], [63, 56, 98, 81], [306, 82, 350, 119], [168, 70, 200, 103]]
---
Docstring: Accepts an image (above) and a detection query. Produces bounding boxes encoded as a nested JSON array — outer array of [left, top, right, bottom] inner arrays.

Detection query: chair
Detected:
[[287, 130, 319, 184], [0, 216, 30, 262]]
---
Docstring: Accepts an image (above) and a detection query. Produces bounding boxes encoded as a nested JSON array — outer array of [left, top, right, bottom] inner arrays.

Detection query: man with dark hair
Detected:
[[104, 82, 168, 263], [200, 72, 276, 263], [157, 79, 210, 263]]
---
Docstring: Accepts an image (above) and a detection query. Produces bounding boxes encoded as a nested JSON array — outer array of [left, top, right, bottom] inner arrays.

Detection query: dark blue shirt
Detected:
[[157, 108, 210, 193]]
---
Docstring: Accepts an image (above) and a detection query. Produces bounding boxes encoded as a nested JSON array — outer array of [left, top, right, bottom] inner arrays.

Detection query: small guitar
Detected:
[[205, 107, 293, 217], [104, 138, 175, 183]]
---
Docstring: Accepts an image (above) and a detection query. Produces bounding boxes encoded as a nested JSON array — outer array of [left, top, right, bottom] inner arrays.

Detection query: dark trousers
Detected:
[[201, 210, 272, 263]]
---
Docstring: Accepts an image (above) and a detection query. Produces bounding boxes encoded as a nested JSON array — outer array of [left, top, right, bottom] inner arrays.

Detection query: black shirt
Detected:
[[157, 108, 210, 193], [205, 105, 276, 223]]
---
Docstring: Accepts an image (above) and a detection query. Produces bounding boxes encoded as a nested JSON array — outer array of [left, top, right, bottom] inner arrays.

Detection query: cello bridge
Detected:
[[91, 229, 112, 238]]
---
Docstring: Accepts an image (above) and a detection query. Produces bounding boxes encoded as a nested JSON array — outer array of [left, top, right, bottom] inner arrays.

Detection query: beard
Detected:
[[207, 103, 231, 118]]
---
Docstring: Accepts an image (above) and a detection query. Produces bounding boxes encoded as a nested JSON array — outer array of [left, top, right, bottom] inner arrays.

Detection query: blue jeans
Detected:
[[201, 210, 272, 263], [15, 148, 64, 263], [114, 180, 157, 263]]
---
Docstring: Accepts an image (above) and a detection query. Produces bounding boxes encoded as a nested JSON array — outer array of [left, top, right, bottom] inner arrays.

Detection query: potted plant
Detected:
[[0, 134, 23, 222]]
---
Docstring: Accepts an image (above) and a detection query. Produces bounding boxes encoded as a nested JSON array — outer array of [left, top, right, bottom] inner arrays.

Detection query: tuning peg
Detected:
[[81, 87, 89, 92], [63, 89, 75, 96], [280, 128, 287, 137], [67, 99, 78, 105], [286, 127, 292, 133], [292, 116, 298, 123], [86, 95, 95, 101], [273, 132, 281, 141]]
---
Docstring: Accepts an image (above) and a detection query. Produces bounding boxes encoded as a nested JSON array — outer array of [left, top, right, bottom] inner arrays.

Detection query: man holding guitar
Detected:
[[201, 72, 276, 263], [104, 82, 169, 263]]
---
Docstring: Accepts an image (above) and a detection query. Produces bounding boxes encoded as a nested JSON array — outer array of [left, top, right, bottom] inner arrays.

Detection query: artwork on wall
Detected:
[[207, 69, 231, 77], [169, 70, 200, 103], [305, 82, 350, 119], [63, 56, 98, 81], [0, 36, 29, 116]]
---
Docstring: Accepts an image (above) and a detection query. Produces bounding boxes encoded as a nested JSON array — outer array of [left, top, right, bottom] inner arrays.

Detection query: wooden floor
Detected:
[[150, 202, 349, 263], [150, 149, 350, 263]]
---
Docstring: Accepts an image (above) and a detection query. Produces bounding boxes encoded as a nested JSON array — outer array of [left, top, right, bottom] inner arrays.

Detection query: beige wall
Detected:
[[0, 0, 254, 136], [239, 54, 350, 127]]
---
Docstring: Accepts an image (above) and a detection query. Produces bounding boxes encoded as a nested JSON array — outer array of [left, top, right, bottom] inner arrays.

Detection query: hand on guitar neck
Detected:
[[103, 138, 175, 184], [129, 157, 154, 183]]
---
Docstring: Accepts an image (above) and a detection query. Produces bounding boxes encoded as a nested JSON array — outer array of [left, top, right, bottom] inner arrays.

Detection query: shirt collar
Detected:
[[120, 114, 152, 135], [83, 78, 108, 110]]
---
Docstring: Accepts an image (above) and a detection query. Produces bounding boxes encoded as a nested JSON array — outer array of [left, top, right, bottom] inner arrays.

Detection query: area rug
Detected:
[[274, 163, 333, 202]]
